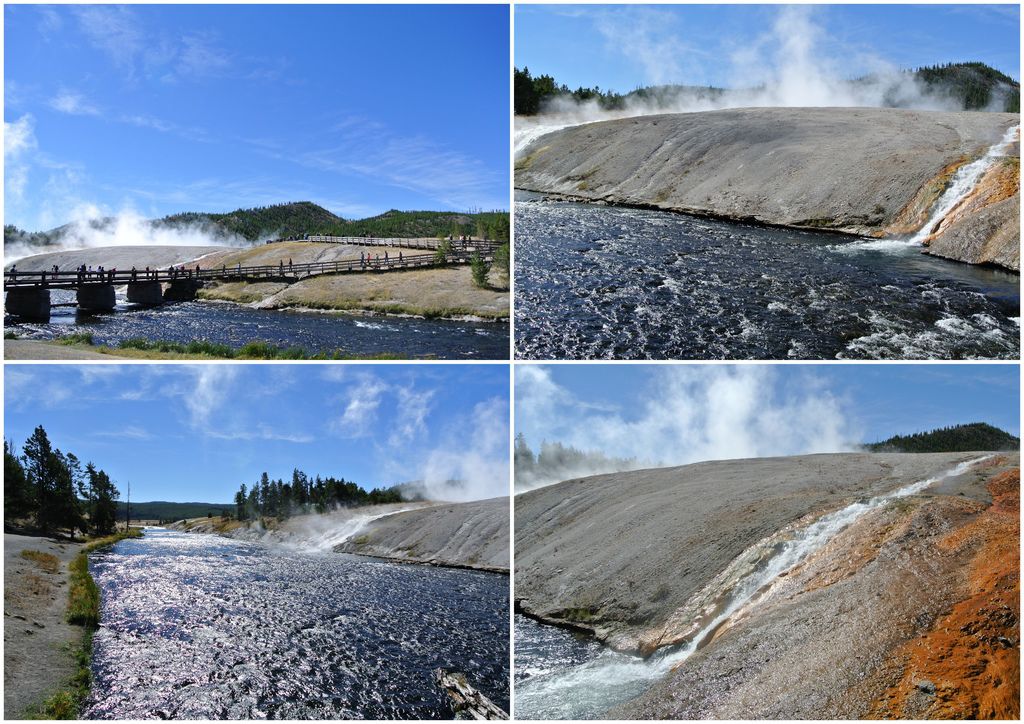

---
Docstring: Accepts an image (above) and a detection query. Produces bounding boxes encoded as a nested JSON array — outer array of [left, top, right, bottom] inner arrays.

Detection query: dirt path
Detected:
[[5, 340, 113, 359], [4, 533, 85, 717]]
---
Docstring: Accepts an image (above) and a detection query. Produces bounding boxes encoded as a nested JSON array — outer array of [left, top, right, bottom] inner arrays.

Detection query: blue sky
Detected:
[[515, 4, 1020, 92], [4, 4, 510, 232], [516, 364, 1020, 466], [5, 364, 510, 503]]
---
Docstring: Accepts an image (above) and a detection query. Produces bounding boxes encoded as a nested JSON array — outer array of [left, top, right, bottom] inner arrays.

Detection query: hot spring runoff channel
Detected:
[[513, 194, 1019, 360], [84, 529, 509, 719]]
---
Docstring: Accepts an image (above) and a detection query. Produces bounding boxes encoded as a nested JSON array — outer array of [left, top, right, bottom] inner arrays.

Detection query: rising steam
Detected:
[[515, 6, 1013, 154], [515, 366, 857, 492], [4, 207, 246, 263]]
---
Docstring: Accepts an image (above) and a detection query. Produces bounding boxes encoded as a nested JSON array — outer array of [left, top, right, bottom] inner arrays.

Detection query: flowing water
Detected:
[[84, 529, 509, 719], [514, 457, 989, 719], [5, 293, 508, 359], [514, 194, 1019, 360]]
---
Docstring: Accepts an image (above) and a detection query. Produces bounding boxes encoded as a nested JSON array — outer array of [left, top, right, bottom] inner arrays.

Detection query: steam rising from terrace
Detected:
[[515, 7, 1018, 154], [4, 208, 246, 263]]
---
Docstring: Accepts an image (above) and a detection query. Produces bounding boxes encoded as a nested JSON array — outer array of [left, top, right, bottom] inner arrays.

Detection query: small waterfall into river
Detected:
[[515, 455, 991, 719], [908, 124, 1020, 243]]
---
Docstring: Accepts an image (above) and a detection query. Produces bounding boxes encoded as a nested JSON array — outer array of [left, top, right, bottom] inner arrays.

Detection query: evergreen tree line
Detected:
[[513, 433, 639, 488], [6, 205, 510, 246], [515, 62, 1020, 116], [865, 422, 1020, 454], [233, 469, 403, 521], [515, 67, 628, 116], [5, 426, 120, 537]]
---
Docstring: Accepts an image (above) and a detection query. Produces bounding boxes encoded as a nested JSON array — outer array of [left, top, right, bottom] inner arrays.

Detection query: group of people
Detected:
[[359, 250, 402, 269]]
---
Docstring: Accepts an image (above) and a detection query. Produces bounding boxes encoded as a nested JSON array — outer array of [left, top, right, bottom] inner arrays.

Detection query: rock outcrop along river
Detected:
[[173, 498, 509, 573], [515, 108, 1019, 270], [514, 452, 1019, 719]]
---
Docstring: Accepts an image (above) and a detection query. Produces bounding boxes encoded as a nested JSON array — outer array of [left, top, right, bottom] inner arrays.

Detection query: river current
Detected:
[[514, 195, 1020, 360], [84, 529, 509, 719], [6, 293, 508, 359]]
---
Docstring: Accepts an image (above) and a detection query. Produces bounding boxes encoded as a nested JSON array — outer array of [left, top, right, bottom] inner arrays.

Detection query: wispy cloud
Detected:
[[5, 114, 38, 203], [294, 116, 504, 210], [50, 91, 101, 116], [389, 388, 435, 446], [73, 6, 145, 75], [335, 376, 389, 436]]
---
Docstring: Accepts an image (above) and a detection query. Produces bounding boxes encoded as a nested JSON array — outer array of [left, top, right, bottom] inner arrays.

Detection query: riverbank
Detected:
[[171, 498, 510, 573], [4, 528, 143, 718], [4, 336, 407, 360], [514, 108, 1019, 271], [612, 455, 1019, 718], [514, 452, 997, 654]]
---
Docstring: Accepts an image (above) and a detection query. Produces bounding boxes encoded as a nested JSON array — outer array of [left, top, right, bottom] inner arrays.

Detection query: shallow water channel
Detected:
[[85, 529, 509, 719], [514, 195, 1019, 360], [6, 293, 508, 360]]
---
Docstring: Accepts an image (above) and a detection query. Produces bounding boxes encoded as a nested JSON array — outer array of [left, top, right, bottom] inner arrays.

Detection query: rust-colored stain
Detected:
[[870, 469, 1020, 719]]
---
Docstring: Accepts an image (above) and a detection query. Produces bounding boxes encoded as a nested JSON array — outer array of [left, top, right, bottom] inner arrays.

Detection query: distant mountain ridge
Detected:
[[118, 500, 233, 522], [865, 422, 1020, 453], [4, 202, 510, 249]]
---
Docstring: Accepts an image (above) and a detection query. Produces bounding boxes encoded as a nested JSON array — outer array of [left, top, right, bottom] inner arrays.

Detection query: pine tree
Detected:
[[4, 439, 33, 520]]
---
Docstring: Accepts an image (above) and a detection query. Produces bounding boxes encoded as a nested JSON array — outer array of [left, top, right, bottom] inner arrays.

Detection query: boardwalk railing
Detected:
[[274, 235, 504, 253], [4, 249, 486, 290]]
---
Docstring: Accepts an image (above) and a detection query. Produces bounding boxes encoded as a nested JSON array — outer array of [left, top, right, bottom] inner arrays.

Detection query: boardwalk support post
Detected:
[[5, 287, 51, 321], [164, 279, 201, 302], [126, 280, 163, 306], [76, 284, 116, 312]]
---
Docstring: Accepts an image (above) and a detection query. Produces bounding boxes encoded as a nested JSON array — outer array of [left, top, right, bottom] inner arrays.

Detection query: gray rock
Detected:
[[515, 108, 1018, 266]]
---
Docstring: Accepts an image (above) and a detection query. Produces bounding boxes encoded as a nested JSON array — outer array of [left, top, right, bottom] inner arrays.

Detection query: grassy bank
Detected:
[[36, 334, 408, 360], [27, 528, 143, 719]]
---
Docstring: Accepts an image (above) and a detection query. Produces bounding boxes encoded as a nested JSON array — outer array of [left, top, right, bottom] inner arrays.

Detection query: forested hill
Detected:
[[161, 203, 510, 242], [514, 61, 1020, 115], [158, 201, 344, 240], [118, 501, 234, 521], [865, 423, 1020, 453], [4, 203, 511, 248]]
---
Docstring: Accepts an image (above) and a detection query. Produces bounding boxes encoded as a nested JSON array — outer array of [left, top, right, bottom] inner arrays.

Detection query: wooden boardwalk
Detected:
[[4, 249, 484, 291]]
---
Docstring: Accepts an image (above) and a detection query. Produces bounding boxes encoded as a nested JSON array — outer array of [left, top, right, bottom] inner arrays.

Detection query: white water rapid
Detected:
[[516, 455, 992, 719]]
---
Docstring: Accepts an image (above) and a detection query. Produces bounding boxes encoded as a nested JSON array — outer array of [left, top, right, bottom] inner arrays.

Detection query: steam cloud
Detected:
[[515, 365, 857, 492], [515, 6, 1013, 153], [4, 207, 246, 264]]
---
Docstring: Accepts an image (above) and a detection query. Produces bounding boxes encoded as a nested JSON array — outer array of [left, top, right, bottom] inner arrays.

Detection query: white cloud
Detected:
[[421, 396, 509, 501], [183, 365, 238, 429], [516, 366, 857, 490], [74, 6, 144, 74], [50, 91, 101, 116], [335, 377, 388, 436], [175, 33, 232, 79], [5, 115, 37, 158], [389, 388, 435, 446]]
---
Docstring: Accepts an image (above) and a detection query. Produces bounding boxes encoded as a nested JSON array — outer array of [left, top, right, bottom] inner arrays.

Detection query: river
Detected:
[[84, 529, 509, 719], [514, 195, 1019, 360], [5, 293, 508, 359]]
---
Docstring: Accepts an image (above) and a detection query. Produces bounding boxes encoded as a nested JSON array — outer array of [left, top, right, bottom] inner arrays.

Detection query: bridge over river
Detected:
[[4, 237, 497, 321]]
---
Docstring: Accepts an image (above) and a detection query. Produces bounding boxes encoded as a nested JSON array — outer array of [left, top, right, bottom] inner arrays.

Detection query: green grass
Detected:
[[107, 337, 407, 360], [56, 332, 94, 346], [4, 330, 18, 339], [25, 528, 143, 719], [25, 630, 93, 719]]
